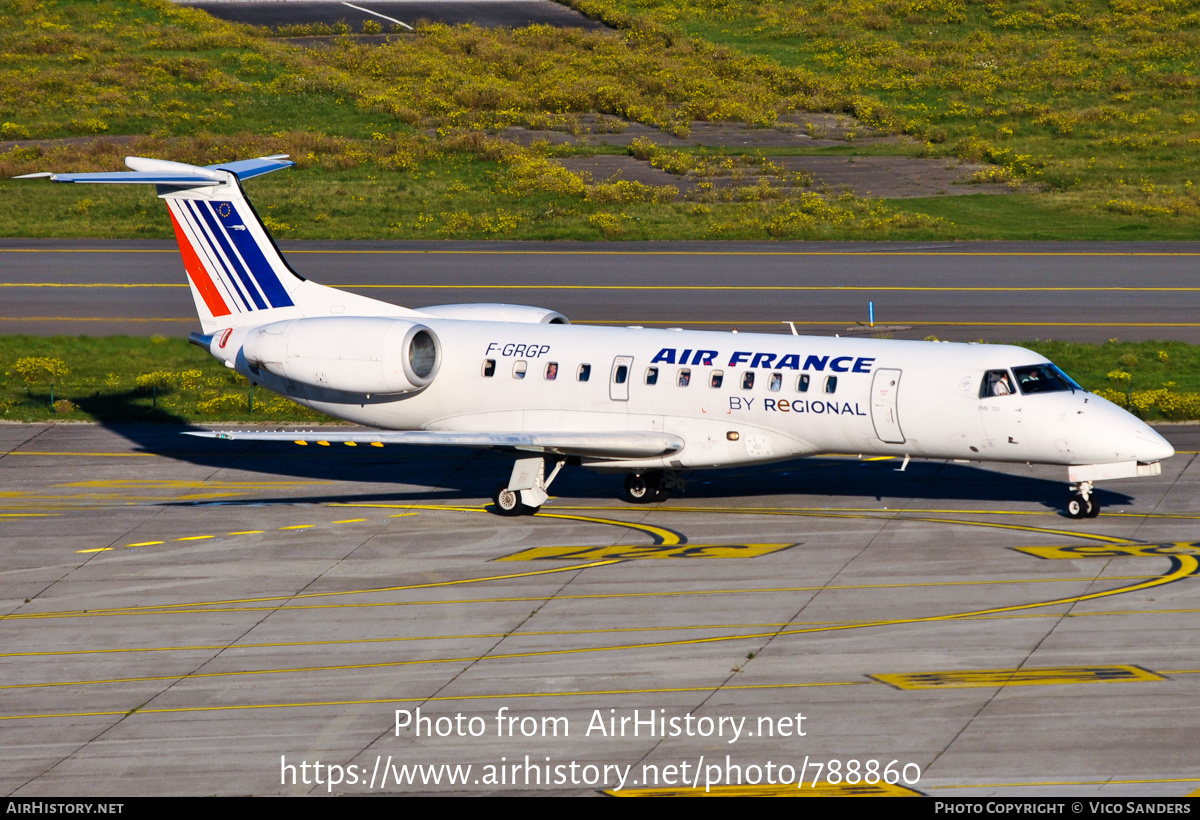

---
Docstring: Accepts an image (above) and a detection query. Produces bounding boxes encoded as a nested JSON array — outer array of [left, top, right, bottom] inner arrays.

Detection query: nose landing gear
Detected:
[[1066, 480, 1100, 518]]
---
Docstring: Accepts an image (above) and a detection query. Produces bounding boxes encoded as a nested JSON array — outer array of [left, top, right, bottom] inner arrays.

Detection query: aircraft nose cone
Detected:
[[1133, 424, 1174, 462]]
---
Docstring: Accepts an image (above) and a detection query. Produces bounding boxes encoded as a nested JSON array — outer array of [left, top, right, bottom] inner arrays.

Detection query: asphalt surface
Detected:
[[2, 422, 1199, 796], [181, 1, 608, 32], [2, 239, 1199, 343]]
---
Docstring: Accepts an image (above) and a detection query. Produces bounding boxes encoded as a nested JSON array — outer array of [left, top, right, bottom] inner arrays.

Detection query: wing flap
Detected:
[[184, 429, 685, 459]]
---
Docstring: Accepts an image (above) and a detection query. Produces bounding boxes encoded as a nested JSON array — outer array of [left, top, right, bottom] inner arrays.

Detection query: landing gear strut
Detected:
[[492, 456, 565, 516], [1066, 480, 1100, 519], [623, 470, 683, 504]]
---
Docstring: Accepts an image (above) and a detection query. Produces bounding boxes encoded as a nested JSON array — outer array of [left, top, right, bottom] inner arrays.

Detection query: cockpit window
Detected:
[[980, 369, 1015, 398], [1012, 364, 1083, 395]]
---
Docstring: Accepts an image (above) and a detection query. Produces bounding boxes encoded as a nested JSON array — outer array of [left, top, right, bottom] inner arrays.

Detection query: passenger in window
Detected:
[[678, 369, 690, 387], [482, 359, 496, 377], [578, 364, 591, 382], [710, 371, 724, 388], [545, 362, 558, 380], [646, 367, 658, 385], [769, 372, 782, 392], [742, 372, 755, 390]]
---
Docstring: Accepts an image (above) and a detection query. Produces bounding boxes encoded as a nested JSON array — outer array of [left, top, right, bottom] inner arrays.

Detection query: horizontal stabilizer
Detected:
[[185, 429, 686, 459], [17, 170, 222, 186], [15, 155, 294, 187]]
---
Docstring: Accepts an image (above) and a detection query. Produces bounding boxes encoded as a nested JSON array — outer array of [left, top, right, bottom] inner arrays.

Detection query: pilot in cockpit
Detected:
[[984, 370, 1014, 397]]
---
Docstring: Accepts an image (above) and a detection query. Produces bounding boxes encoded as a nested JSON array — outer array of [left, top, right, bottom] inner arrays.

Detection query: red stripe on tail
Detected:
[[169, 208, 231, 317]]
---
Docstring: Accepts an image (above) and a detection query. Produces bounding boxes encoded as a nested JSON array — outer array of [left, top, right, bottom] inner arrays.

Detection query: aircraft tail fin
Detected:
[[19, 156, 348, 333]]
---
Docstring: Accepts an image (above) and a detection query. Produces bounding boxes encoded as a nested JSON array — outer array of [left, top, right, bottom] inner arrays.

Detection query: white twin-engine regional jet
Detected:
[[21, 155, 1175, 516]]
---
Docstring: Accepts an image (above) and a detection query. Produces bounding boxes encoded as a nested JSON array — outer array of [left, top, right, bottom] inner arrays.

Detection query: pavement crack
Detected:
[[922, 558, 1116, 776]]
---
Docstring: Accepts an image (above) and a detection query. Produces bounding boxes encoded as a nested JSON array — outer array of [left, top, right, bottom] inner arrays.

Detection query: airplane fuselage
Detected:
[[235, 320, 1169, 473]]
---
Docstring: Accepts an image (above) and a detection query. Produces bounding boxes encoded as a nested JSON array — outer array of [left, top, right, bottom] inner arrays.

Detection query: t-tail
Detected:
[[17, 156, 414, 333]]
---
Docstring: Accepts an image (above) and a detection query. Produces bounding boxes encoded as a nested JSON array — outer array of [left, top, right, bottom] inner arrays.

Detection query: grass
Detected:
[[564, 0, 1200, 233], [1, 336, 1198, 423], [0, 0, 1196, 240], [0, 143, 945, 241], [888, 193, 1199, 240], [0, 336, 326, 423]]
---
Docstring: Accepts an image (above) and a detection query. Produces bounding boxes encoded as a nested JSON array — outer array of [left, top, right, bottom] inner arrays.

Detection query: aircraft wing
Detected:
[[184, 429, 685, 459]]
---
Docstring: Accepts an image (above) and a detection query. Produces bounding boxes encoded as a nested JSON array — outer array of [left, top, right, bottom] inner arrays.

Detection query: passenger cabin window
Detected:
[[741, 372, 755, 390], [577, 364, 591, 382], [797, 374, 810, 393], [545, 362, 558, 381], [980, 369, 1015, 398], [513, 360, 527, 379], [614, 365, 628, 384], [710, 370, 724, 389], [1012, 364, 1081, 395], [677, 368, 691, 387], [769, 372, 782, 392], [645, 366, 659, 385], [482, 359, 496, 378], [824, 376, 838, 394]]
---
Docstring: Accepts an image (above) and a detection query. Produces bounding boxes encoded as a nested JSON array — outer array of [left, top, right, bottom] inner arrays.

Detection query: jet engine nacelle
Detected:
[[242, 317, 440, 395], [416, 303, 569, 325]]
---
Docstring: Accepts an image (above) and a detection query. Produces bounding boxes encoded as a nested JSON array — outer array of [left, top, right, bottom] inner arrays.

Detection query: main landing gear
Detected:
[[489, 460, 684, 514], [623, 470, 682, 504], [1066, 480, 1101, 519], [492, 456, 566, 516]]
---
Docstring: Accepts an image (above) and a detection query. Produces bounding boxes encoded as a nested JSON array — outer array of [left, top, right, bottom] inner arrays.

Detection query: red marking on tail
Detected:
[[169, 208, 230, 317]]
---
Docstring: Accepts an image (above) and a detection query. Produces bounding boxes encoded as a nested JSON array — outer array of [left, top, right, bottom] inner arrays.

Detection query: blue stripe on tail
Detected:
[[213, 201, 295, 309], [194, 201, 268, 310], [182, 200, 253, 313]]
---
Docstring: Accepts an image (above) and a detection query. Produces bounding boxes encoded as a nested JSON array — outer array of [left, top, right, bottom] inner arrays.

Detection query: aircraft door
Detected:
[[609, 356, 633, 401], [870, 368, 906, 444]]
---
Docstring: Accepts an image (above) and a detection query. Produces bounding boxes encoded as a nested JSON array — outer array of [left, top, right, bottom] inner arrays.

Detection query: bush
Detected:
[[14, 357, 69, 383]]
